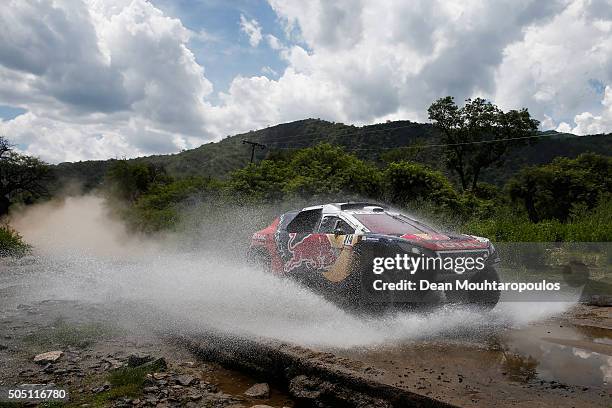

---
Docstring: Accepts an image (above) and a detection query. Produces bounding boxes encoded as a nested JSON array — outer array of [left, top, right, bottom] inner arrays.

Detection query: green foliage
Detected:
[[105, 160, 171, 202], [465, 199, 612, 242], [0, 136, 50, 216], [382, 161, 459, 210], [229, 143, 382, 202], [428, 97, 539, 190], [284, 144, 382, 199], [0, 223, 30, 257], [229, 160, 294, 202], [507, 153, 612, 222], [49, 118, 612, 192], [23, 319, 116, 350], [128, 177, 222, 232], [98, 364, 158, 402], [97, 135, 611, 243]]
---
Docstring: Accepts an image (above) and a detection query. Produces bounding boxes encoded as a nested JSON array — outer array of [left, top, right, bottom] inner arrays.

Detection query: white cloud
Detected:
[[558, 85, 612, 134], [492, 0, 612, 129], [0, 0, 214, 162], [265, 34, 284, 50], [239, 14, 262, 47], [0, 0, 610, 163], [261, 66, 278, 77]]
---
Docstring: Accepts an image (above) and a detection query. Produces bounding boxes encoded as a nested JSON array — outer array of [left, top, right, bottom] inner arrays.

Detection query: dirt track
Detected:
[[179, 305, 612, 407], [1, 255, 611, 407]]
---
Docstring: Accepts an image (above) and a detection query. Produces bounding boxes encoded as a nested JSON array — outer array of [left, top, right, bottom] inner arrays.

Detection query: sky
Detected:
[[0, 0, 611, 163]]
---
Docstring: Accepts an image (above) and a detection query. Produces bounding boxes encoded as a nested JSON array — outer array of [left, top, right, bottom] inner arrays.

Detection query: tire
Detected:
[[246, 248, 272, 273], [446, 266, 501, 310]]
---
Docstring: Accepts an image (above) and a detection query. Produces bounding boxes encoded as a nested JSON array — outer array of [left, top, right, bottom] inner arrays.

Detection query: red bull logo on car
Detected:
[[284, 233, 338, 272]]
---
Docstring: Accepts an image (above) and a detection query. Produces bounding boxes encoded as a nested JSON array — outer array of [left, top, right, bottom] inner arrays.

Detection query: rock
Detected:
[[102, 357, 123, 369], [188, 393, 202, 401], [143, 386, 158, 393], [0, 344, 8, 350], [141, 357, 167, 372], [91, 383, 110, 394], [127, 354, 153, 367], [587, 295, 612, 307], [244, 383, 270, 399], [34, 351, 63, 364], [289, 375, 321, 400], [250, 406, 275, 408], [176, 375, 197, 386]]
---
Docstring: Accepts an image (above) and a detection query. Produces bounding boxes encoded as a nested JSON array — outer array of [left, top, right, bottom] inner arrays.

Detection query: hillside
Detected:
[[51, 118, 612, 190]]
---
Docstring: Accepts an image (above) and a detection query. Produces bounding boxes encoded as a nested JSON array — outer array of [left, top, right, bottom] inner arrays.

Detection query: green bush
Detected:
[[383, 161, 460, 210], [465, 198, 612, 242], [507, 153, 611, 222], [129, 177, 222, 232], [228, 143, 383, 202], [0, 224, 30, 257]]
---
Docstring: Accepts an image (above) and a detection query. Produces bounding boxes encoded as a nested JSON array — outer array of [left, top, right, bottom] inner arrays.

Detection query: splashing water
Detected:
[[5, 195, 573, 349]]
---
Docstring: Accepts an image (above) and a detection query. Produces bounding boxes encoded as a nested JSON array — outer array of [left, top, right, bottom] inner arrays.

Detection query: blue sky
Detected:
[[0, 0, 610, 162], [0, 105, 26, 121], [152, 0, 288, 98]]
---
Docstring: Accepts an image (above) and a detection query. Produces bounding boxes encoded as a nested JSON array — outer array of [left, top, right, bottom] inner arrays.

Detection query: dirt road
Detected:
[[1, 255, 611, 407]]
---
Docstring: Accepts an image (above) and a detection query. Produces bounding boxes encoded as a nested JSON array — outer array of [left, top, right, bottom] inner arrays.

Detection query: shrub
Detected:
[[383, 161, 460, 210], [507, 153, 611, 222], [0, 224, 30, 257]]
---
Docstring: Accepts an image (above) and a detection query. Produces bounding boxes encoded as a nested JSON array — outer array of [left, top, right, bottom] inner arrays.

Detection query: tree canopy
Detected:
[[428, 97, 540, 191], [0, 137, 50, 216], [507, 153, 612, 222]]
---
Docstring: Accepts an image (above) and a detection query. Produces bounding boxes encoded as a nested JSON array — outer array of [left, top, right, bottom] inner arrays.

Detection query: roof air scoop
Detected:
[[363, 206, 384, 212]]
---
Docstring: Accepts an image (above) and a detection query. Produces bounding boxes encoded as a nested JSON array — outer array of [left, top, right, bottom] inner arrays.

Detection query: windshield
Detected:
[[354, 213, 436, 235]]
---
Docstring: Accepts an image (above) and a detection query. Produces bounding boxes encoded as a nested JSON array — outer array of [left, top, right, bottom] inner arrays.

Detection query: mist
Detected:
[[4, 195, 573, 349]]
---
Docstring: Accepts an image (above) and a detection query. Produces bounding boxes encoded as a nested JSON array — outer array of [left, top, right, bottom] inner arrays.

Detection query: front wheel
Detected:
[[445, 266, 501, 310]]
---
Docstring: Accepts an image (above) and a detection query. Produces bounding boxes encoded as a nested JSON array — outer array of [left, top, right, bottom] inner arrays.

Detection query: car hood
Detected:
[[397, 232, 490, 251]]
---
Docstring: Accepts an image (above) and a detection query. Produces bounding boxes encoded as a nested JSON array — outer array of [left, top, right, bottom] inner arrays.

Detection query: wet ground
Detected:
[[1, 255, 611, 407], [0, 299, 295, 407], [336, 306, 612, 407]]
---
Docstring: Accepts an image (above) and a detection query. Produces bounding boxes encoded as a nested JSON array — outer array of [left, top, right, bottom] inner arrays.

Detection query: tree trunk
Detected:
[[471, 167, 480, 191]]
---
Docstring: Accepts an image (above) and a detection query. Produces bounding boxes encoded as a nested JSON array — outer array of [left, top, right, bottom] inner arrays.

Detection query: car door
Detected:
[[317, 216, 357, 280], [280, 209, 331, 274]]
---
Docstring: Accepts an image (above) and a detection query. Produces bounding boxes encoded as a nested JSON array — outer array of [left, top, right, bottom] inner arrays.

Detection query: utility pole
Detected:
[[242, 140, 266, 163]]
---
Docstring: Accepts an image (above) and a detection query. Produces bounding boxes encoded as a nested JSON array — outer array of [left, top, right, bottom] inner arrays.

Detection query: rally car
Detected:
[[247, 202, 501, 310]]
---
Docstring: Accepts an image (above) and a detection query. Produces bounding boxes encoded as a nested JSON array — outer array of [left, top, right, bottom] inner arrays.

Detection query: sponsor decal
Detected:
[[284, 234, 337, 272]]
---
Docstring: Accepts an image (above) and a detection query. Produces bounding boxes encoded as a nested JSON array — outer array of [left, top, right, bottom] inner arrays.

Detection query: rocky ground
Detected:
[[0, 300, 294, 408], [1, 256, 610, 407]]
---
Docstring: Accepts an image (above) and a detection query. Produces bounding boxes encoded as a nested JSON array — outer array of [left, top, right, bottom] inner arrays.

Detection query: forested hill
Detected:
[[52, 118, 611, 190]]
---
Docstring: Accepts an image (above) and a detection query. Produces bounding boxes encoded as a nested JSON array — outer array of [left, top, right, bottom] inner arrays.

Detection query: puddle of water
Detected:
[[202, 362, 294, 407], [341, 322, 612, 389], [504, 324, 612, 387]]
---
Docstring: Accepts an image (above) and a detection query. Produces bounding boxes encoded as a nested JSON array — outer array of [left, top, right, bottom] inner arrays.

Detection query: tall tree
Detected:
[[0, 136, 50, 216], [428, 97, 540, 191]]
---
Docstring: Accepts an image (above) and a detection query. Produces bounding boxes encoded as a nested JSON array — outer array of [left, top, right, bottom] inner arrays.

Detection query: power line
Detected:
[[242, 140, 266, 163], [266, 132, 589, 151]]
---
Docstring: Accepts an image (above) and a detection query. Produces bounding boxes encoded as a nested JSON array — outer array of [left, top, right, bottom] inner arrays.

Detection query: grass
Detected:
[[91, 361, 166, 406], [23, 318, 119, 350]]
